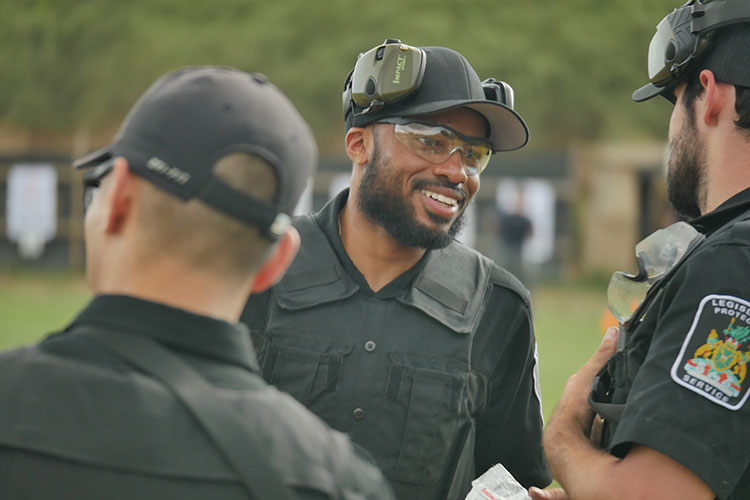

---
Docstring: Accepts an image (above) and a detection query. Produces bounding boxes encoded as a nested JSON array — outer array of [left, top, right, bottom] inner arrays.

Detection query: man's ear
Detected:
[[699, 69, 732, 127], [105, 157, 138, 234], [345, 126, 371, 166], [250, 226, 300, 293]]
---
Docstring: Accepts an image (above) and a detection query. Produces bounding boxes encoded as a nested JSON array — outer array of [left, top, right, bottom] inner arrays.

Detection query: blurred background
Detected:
[[0, 0, 684, 419]]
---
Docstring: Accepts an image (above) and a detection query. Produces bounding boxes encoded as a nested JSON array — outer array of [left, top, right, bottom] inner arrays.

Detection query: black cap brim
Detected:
[[632, 82, 664, 102], [378, 99, 529, 152], [74, 145, 113, 169], [465, 102, 529, 151]]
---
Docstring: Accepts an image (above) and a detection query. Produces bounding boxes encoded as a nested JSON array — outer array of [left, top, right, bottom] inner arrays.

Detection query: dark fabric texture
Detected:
[[241, 190, 551, 500], [0, 295, 394, 500], [604, 188, 750, 500]]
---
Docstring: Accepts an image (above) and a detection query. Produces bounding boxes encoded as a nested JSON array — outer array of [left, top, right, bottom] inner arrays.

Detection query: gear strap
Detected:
[[78, 328, 295, 500]]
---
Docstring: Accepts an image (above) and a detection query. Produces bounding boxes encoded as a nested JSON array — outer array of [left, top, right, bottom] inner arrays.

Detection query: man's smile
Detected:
[[420, 188, 458, 207]]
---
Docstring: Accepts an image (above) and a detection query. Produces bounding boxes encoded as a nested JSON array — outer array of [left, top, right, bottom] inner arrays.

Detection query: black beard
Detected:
[[667, 112, 706, 220], [357, 140, 466, 249]]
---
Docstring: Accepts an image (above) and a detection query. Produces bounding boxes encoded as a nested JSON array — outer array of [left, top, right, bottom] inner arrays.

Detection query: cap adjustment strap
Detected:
[[198, 176, 290, 239]]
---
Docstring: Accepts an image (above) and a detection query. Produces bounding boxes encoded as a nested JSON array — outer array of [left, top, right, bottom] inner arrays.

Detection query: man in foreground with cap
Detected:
[[0, 66, 394, 500], [531, 2, 750, 499], [241, 40, 551, 499]]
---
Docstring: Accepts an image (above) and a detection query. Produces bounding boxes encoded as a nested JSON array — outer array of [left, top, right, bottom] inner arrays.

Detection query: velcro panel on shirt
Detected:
[[398, 243, 493, 334], [274, 215, 359, 310]]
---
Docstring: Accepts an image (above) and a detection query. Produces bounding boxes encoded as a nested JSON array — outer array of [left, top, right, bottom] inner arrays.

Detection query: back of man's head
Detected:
[[76, 66, 317, 278], [135, 152, 282, 277], [679, 24, 750, 134]]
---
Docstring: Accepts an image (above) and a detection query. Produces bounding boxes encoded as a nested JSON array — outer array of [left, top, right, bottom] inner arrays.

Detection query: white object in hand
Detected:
[[464, 462, 531, 500]]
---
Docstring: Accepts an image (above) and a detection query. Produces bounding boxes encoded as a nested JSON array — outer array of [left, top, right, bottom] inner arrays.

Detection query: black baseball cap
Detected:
[[75, 66, 317, 239], [345, 46, 529, 152]]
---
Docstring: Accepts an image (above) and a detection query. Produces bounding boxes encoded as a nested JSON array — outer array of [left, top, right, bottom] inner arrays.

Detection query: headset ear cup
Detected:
[[481, 78, 515, 109], [665, 40, 677, 63], [365, 77, 377, 97], [345, 39, 425, 118]]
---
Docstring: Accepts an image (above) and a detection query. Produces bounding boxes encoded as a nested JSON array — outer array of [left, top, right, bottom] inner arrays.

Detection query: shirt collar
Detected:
[[68, 295, 258, 372], [691, 188, 750, 235], [313, 188, 430, 298]]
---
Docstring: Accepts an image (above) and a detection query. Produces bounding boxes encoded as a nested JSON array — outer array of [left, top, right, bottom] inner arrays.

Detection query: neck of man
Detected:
[[91, 245, 251, 323], [338, 195, 426, 293], [701, 123, 750, 215]]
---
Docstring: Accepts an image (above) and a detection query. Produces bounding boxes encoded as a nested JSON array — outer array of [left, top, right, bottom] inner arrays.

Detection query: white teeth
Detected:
[[421, 189, 457, 207]]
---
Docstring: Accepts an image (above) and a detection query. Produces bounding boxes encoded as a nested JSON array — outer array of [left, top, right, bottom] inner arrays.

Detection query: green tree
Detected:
[[0, 0, 682, 149]]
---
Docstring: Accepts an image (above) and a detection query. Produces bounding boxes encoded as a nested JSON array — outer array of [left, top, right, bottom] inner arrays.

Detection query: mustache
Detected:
[[412, 179, 467, 204]]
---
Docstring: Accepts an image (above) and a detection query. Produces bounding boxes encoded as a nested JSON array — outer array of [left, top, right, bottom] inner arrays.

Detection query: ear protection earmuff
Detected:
[[481, 78, 515, 110], [342, 38, 426, 120]]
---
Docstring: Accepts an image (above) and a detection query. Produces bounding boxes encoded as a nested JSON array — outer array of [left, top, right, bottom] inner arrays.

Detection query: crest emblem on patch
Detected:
[[671, 294, 750, 410]]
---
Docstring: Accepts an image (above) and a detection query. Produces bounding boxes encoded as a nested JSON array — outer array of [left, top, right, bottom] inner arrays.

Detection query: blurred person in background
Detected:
[[241, 39, 551, 500], [532, 2, 750, 499], [497, 191, 533, 287], [0, 66, 394, 500]]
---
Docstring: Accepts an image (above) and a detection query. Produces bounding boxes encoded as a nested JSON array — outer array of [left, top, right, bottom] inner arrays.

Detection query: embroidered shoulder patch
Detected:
[[671, 294, 750, 410]]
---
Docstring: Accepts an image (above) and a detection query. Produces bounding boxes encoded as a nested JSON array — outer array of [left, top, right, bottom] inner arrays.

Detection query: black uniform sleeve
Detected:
[[471, 284, 551, 489], [611, 241, 750, 500]]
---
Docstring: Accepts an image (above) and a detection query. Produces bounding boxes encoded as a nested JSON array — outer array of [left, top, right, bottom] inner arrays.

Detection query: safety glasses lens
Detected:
[[607, 221, 703, 324], [393, 122, 492, 174], [634, 221, 699, 278], [648, 18, 678, 84], [608, 272, 650, 324]]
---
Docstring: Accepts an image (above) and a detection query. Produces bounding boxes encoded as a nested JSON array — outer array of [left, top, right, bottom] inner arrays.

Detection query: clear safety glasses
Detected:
[[378, 117, 493, 176], [607, 221, 704, 325]]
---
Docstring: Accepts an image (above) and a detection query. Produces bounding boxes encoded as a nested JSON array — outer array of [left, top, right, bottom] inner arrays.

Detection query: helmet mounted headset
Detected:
[[634, 0, 750, 102]]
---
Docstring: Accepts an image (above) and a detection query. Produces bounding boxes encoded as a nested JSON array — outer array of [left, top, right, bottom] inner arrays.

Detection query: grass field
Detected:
[[533, 283, 609, 421], [0, 271, 91, 350], [0, 272, 609, 422]]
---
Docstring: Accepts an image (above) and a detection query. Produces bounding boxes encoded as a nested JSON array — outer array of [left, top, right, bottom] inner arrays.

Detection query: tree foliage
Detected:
[[1, 0, 681, 150]]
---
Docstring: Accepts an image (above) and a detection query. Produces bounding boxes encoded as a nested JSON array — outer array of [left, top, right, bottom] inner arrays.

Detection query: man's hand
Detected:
[[540, 326, 716, 500], [538, 327, 618, 499], [528, 486, 568, 500]]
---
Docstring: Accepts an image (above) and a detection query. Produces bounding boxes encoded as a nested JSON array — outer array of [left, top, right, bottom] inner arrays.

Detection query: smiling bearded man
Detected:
[[241, 39, 551, 500]]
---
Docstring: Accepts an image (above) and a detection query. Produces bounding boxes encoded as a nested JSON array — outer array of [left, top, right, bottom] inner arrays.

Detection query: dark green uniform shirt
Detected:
[[605, 189, 750, 500], [0, 295, 394, 500], [242, 190, 551, 500]]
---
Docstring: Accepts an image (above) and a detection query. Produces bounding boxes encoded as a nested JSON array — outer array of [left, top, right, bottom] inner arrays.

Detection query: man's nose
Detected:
[[433, 147, 468, 184]]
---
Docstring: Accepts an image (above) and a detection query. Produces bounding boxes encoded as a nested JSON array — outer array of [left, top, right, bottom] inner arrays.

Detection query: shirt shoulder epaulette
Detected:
[[489, 263, 531, 307]]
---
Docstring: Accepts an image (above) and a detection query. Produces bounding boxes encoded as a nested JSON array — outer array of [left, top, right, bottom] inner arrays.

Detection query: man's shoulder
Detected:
[[0, 338, 391, 498], [438, 240, 531, 306], [685, 215, 750, 268], [488, 261, 531, 306], [0, 344, 40, 376], [718, 214, 750, 245]]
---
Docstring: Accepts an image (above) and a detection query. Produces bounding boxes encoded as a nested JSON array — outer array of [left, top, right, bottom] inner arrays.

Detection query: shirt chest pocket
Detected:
[[253, 329, 353, 408], [382, 351, 471, 485]]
